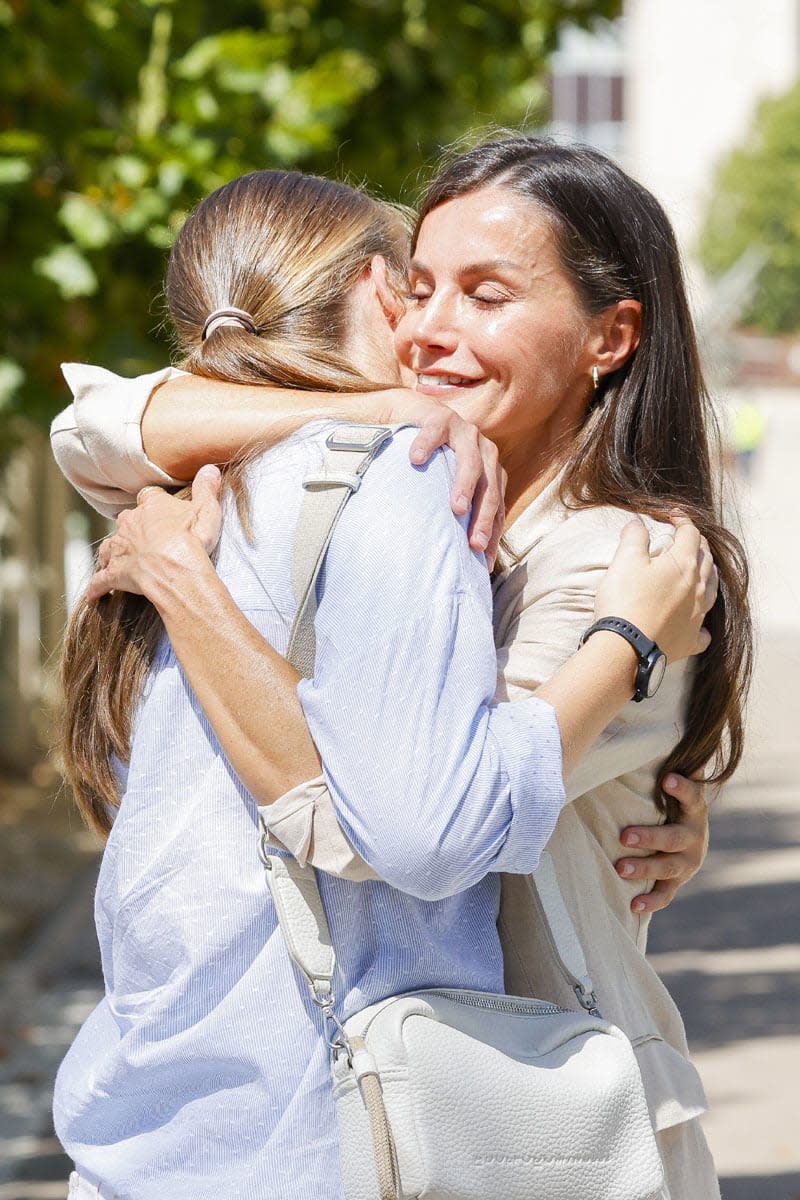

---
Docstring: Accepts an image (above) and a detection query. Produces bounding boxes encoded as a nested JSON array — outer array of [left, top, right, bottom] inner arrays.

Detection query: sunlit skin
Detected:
[[395, 185, 640, 524]]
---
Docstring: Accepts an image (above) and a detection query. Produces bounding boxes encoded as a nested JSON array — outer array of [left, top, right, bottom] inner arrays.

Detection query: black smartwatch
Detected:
[[579, 616, 667, 703]]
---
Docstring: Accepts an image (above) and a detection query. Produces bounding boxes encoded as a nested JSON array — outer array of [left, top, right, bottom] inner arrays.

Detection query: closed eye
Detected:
[[471, 292, 508, 306]]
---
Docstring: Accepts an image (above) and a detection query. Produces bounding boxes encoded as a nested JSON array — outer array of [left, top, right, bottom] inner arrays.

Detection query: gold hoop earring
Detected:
[[591, 365, 600, 391]]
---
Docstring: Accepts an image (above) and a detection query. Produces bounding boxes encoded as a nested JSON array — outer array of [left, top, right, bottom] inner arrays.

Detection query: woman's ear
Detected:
[[591, 299, 642, 375], [369, 255, 405, 327]]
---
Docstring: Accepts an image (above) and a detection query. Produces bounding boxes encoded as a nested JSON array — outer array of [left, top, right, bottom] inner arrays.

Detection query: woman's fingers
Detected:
[[407, 408, 504, 557], [466, 440, 503, 555], [630, 879, 679, 915], [87, 565, 117, 603], [616, 769, 709, 913], [670, 517, 702, 565], [663, 769, 708, 810], [699, 537, 719, 614], [409, 412, 482, 515], [136, 485, 165, 506], [620, 821, 693, 853], [96, 536, 114, 569], [191, 465, 223, 554], [485, 488, 507, 573], [451, 433, 486, 520], [613, 518, 651, 565], [617, 850, 688, 882], [409, 414, 451, 467]]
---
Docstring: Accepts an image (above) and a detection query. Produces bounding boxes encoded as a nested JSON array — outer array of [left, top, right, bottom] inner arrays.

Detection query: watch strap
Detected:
[[580, 616, 662, 703], [580, 616, 658, 660]]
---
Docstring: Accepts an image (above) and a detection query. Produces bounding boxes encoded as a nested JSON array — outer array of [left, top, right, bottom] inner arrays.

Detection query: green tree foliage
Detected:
[[0, 0, 620, 443], [699, 78, 800, 335]]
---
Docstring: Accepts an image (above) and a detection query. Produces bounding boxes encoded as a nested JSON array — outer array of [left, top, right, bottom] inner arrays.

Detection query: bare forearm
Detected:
[[536, 632, 639, 779], [143, 374, 394, 479], [145, 553, 320, 801]]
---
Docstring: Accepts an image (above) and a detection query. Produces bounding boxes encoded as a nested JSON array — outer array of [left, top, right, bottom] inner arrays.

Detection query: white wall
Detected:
[[625, 0, 800, 255]]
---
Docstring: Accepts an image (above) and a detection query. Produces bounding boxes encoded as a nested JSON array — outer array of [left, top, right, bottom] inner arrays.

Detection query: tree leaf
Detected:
[[34, 245, 99, 299]]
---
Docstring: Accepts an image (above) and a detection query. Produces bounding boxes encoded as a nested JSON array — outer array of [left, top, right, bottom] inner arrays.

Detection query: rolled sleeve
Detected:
[[259, 776, 380, 882], [298, 613, 565, 901], [52, 363, 188, 516], [262, 694, 564, 890], [481, 695, 565, 872]]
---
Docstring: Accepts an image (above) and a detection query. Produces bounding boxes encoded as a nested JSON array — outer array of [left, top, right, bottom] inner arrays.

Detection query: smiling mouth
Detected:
[[416, 373, 482, 389]]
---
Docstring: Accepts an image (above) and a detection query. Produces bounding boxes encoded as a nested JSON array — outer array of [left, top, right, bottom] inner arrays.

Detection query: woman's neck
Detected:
[[503, 460, 562, 527], [499, 425, 578, 528], [496, 389, 588, 527]]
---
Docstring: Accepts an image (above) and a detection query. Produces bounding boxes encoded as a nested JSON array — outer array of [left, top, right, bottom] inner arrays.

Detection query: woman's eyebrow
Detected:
[[459, 258, 525, 275], [409, 257, 525, 276]]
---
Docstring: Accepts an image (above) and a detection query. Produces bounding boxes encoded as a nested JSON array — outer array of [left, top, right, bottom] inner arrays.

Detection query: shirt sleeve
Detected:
[[50, 363, 188, 517], [494, 509, 693, 804], [295, 430, 565, 901]]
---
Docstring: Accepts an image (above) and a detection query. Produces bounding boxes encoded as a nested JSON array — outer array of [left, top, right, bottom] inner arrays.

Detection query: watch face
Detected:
[[646, 653, 667, 698]]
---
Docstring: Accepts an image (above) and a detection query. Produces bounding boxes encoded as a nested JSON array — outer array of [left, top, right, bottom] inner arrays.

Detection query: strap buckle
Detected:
[[574, 982, 603, 1019], [310, 982, 353, 1063], [325, 425, 393, 455], [258, 817, 274, 868]]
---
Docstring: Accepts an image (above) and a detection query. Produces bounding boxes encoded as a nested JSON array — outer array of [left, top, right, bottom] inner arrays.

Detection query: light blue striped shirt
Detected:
[[54, 424, 565, 1200]]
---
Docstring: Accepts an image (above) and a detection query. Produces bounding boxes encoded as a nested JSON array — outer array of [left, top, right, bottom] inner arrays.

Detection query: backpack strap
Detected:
[[287, 423, 409, 679]]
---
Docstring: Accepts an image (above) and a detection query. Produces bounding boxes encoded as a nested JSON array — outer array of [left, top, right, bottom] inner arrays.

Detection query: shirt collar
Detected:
[[495, 468, 570, 572]]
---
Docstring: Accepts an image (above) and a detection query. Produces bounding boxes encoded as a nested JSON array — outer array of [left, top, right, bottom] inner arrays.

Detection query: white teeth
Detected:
[[418, 374, 471, 386]]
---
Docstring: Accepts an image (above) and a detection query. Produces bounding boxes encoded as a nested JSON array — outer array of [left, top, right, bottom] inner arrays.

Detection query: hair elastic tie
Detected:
[[202, 307, 257, 340]]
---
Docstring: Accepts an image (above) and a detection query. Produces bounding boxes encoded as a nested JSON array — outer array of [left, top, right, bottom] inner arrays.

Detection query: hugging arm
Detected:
[[99, 437, 569, 898], [91, 438, 709, 903], [494, 509, 711, 912], [52, 365, 505, 558]]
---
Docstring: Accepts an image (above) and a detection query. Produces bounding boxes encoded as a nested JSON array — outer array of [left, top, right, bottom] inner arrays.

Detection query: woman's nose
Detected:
[[409, 293, 460, 354]]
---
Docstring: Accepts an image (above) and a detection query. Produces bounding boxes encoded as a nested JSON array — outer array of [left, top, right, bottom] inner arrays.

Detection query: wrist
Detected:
[[143, 539, 218, 616], [381, 386, 417, 424], [577, 630, 639, 699], [582, 616, 667, 703]]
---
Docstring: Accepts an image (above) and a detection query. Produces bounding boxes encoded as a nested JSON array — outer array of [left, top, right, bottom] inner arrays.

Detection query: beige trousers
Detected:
[[657, 1118, 721, 1200]]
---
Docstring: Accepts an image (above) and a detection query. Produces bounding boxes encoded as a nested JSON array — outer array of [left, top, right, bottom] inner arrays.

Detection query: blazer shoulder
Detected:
[[541, 502, 675, 555]]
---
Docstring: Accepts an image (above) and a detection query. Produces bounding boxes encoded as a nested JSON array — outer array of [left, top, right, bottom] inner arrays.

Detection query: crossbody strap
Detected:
[[287, 423, 406, 677], [264, 422, 600, 1018], [530, 852, 600, 1016]]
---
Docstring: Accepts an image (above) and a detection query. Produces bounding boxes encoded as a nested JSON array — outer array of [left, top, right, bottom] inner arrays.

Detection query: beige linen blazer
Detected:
[[50, 374, 707, 1133]]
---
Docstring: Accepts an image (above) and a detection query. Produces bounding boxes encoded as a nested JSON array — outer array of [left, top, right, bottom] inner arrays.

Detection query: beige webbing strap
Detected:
[[530, 851, 601, 1015], [349, 1035, 401, 1200], [286, 423, 406, 679]]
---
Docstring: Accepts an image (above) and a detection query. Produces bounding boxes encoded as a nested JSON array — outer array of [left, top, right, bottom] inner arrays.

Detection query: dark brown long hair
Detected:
[[416, 137, 752, 817], [61, 170, 409, 837]]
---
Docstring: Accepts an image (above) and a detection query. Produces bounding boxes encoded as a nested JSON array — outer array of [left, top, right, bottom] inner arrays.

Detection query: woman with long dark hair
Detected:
[[54, 140, 748, 1198]]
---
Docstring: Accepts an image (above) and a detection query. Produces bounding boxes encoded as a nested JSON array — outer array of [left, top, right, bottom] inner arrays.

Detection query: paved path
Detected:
[[0, 785, 100, 1198], [1, 389, 798, 1199], [649, 389, 800, 1199], [649, 634, 800, 1199]]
